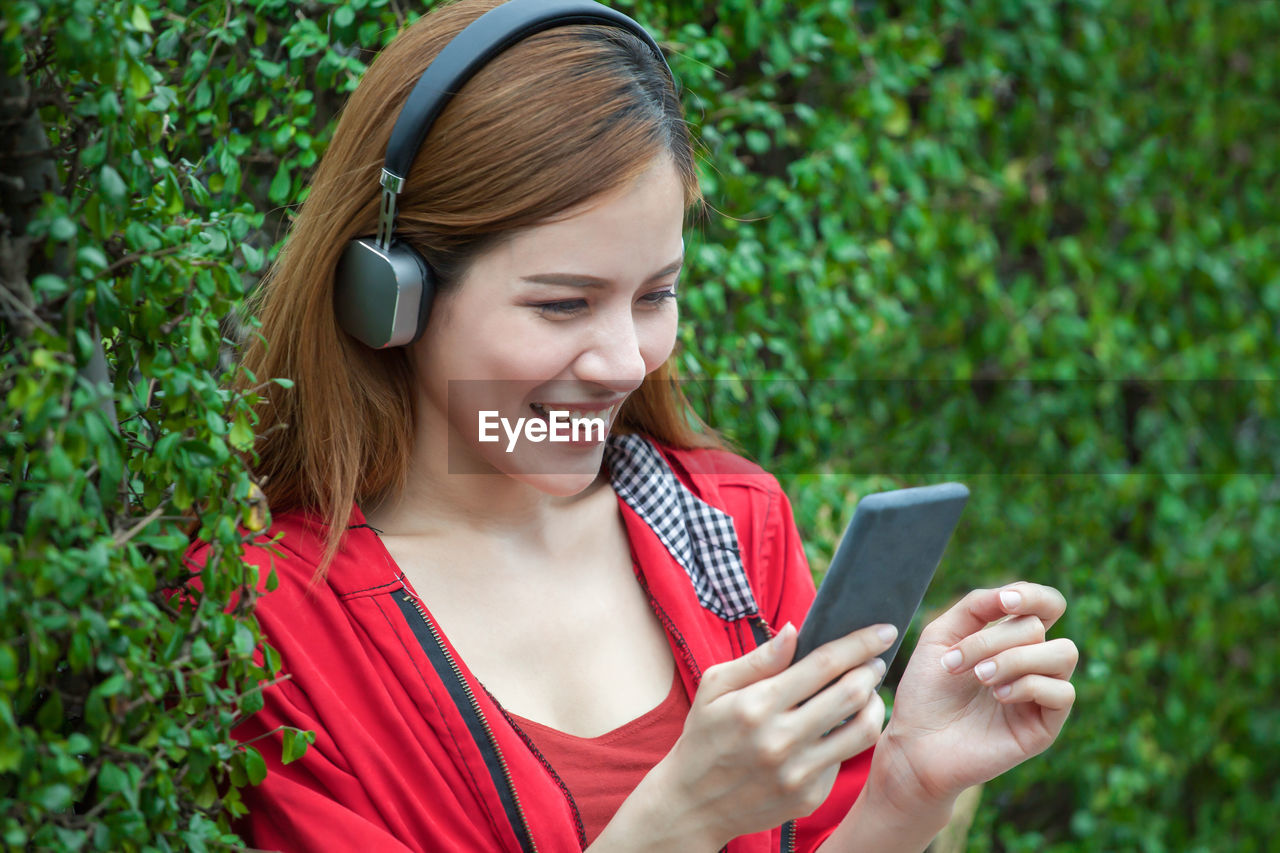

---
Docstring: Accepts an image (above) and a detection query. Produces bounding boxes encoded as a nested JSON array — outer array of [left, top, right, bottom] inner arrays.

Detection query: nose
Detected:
[[574, 309, 648, 393]]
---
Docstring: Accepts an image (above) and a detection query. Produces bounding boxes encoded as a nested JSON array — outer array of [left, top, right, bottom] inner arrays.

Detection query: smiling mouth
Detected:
[[529, 401, 622, 427]]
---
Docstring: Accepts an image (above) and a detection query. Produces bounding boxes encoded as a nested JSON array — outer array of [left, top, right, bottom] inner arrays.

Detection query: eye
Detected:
[[641, 288, 678, 306], [533, 299, 588, 317]]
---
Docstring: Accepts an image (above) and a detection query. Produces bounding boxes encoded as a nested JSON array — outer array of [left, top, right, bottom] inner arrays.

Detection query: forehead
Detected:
[[454, 158, 686, 287]]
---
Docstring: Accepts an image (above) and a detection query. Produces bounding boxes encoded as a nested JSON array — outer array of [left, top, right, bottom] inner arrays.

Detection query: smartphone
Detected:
[[794, 482, 969, 684]]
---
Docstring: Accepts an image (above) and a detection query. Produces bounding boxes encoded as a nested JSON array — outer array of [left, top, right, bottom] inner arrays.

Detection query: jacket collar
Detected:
[[605, 434, 759, 622]]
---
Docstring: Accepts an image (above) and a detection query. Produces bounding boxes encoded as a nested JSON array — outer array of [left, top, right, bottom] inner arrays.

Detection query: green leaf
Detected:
[[281, 728, 315, 765], [242, 243, 264, 272], [97, 674, 127, 697], [229, 415, 254, 450], [98, 761, 128, 794], [189, 322, 209, 362], [0, 743, 22, 773], [268, 163, 291, 205], [49, 216, 77, 241], [280, 728, 302, 764], [99, 165, 127, 206], [77, 245, 108, 272], [231, 622, 255, 657], [884, 98, 911, 137], [33, 784, 73, 811], [194, 774, 218, 809], [254, 59, 285, 79], [243, 746, 267, 785], [130, 4, 153, 33], [128, 59, 151, 98]]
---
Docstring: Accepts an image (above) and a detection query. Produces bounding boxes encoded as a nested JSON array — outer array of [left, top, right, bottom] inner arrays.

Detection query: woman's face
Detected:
[[412, 155, 685, 495]]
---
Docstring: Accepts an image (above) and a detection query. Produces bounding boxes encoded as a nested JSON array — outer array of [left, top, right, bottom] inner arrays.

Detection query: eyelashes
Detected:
[[533, 289, 678, 318], [534, 300, 587, 316], [642, 289, 679, 306]]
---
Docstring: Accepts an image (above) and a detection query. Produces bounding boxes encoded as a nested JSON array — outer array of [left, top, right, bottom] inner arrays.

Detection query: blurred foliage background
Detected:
[[2, 0, 1276, 849]]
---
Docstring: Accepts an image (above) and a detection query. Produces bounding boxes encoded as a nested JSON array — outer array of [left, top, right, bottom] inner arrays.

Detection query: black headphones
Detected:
[[333, 0, 673, 349]]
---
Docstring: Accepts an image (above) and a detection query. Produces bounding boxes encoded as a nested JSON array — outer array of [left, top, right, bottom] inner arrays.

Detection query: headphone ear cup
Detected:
[[334, 238, 435, 348]]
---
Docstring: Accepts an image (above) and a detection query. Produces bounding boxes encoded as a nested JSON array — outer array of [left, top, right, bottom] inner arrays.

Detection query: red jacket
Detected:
[[218, 436, 871, 851]]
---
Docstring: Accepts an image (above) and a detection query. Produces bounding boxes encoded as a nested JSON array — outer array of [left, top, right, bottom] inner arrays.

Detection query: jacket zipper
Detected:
[[781, 819, 796, 852], [753, 618, 798, 853], [635, 571, 801, 851], [400, 591, 539, 853]]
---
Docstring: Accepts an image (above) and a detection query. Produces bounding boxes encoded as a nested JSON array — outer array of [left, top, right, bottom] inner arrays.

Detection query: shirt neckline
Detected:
[[505, 665, 686, 745]]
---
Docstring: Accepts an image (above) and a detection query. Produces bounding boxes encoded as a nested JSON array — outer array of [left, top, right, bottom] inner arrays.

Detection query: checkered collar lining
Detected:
[[604, 434, 759, 622]]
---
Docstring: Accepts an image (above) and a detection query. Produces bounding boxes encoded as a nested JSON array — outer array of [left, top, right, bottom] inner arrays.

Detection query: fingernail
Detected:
[[1000, 589, 1022, 610], [768, 617, 788, 645], [871, 657, 887, 678], [995, 684, 1012, 699], [974, 660, 997, 681], [877, 624, 898, 644], [770, 622, 794, 653], [941, 649, 963, 672]]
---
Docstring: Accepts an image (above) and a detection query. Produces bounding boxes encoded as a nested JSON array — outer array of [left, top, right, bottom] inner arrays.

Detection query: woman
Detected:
[[218, 0, 1079, 850]]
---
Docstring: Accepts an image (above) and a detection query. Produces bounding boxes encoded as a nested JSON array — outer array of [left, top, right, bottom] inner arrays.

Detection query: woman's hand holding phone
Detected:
[[872, 582, 1079, 807], [811, 582, 1077, 853], [595, 622, 895, 852]]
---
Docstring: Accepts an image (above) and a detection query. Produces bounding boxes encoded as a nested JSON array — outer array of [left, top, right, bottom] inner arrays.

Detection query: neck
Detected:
[[363, 404, 609, 543]]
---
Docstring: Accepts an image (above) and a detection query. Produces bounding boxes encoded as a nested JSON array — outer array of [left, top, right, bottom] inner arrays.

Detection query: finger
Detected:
[[997, 582, 1068, 632], [924, 583, 1068, 647], [698, 622, 798, 701], [992, 673, 1076, 715], [973, 637, 1079, 687], [791, 657, 886, 738], [939, 615, 1046, 675], [770, 623, 897, 709], [923, 587, 1014, 647], [807, 688, 886, 769]]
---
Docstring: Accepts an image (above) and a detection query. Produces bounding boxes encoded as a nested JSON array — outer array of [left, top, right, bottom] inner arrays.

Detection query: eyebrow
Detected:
[[519, 255, 684, 289]]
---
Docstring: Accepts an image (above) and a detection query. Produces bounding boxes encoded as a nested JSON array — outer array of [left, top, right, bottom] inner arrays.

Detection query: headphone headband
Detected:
[[384, 0, 671, 183]]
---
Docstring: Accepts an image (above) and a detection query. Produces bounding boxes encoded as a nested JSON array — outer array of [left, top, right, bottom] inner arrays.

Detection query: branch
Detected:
[[101, 244, 189, 278], [0, 279, 58, 337], [112, 504, 167, 547]]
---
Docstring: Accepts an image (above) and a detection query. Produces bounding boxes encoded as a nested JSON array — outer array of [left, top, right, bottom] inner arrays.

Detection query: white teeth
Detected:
[[530, 403, 616, 422]]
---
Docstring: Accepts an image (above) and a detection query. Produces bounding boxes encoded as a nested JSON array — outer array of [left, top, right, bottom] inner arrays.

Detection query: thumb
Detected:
[[699, 622, 797, 700]]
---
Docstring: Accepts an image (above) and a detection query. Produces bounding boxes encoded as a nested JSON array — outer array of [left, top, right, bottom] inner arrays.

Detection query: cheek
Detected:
[[640, 309, 680, 371], [418, 295, 540, 381]]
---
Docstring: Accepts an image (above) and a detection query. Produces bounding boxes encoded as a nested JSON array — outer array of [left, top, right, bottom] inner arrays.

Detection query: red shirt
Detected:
[[509, 669, 691, 845], [206, 437, 872, 852]]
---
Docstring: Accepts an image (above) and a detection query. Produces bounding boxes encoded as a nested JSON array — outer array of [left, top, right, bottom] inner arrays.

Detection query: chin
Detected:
[[513, 469, 603, 497], [455, 438, 607, 496], [506, 442, 608, 496]]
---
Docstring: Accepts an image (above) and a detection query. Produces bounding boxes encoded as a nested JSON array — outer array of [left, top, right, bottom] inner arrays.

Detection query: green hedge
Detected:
[[670, 1, 1279, 851], [2, 0, 293, 847], [2, 0, 1276, 849]]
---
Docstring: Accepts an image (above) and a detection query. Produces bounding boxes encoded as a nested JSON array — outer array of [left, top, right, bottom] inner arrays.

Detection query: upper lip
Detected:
[[531, 399, 625, 412]]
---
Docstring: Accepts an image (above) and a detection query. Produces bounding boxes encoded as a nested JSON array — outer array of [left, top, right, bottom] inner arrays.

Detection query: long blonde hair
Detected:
[[242, 0, 720, 563]]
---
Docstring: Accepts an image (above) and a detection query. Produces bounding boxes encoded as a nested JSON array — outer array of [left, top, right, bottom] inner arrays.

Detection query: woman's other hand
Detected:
[[876, 582, 1078, 808], [595, 621, 894, 851]]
